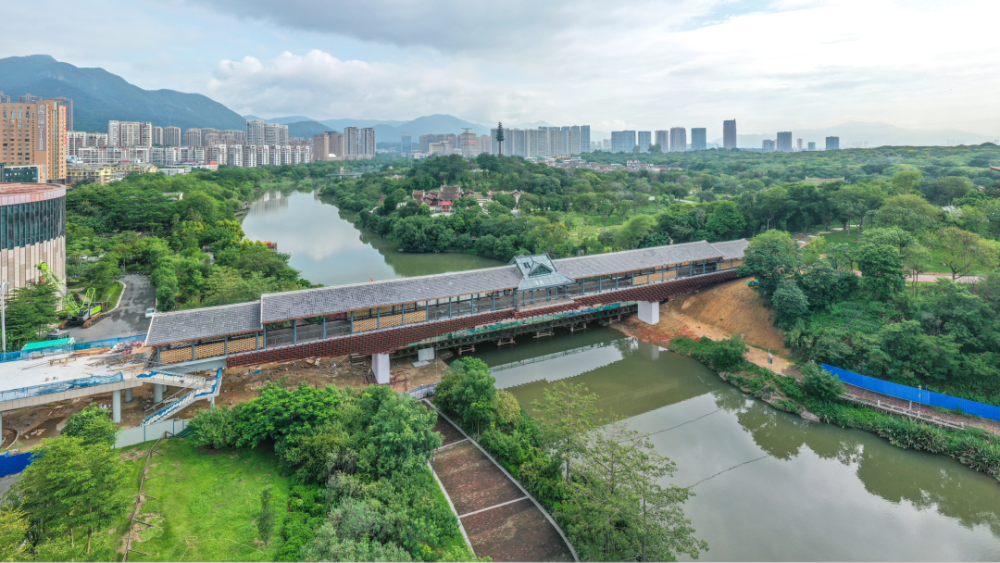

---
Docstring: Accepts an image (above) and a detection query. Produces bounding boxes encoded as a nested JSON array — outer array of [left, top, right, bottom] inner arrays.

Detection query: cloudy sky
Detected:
[[3, 0, 999, 135]]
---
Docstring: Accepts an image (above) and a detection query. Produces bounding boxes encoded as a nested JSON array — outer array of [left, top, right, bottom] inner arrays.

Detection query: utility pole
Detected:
[[1, 280, 10, 353]]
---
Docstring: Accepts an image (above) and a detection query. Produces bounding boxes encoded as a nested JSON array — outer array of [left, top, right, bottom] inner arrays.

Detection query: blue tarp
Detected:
[[822, 364, 1000, 422], [0, 334, 146, 364], [0, 451, 35, 477]]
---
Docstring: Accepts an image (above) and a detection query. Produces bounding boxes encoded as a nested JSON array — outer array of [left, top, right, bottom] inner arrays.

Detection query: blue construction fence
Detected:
[[822, 364, 1000, 422], [0, 451, 35, 478], [0, 334, 146, 364]]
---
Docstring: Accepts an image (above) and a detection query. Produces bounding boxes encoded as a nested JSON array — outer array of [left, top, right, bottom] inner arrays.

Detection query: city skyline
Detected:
[[1, 1, 997, 136]]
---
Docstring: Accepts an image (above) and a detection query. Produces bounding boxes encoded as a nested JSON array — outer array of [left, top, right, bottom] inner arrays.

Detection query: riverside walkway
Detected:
[[145, 239, 748, 378], [425, 400, 577, 562]]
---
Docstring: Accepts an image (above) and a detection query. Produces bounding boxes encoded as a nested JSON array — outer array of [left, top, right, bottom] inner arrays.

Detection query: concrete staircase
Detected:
[[142, 369, 222, 425]]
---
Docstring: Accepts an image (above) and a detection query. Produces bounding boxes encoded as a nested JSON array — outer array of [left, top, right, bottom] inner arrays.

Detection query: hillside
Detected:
[[287, 120, 336, 138], [0, 55, 246, 132]]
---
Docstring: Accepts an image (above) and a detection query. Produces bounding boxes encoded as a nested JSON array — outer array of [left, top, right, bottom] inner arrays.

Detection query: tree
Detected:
[[61, 404, 117, 447], [495, 122, 505, 158], [902, 243, 931, 296], [532, 381, 602, 484], [0, 506, 29, 562], [9, 436, 131, 551], [890, 169, 923, 193], [2, 282, 59, 351], [559, 421, 706, 561], [857, 243, 905, 300], [358, 387, 441, 478], [801, 363, 845, 402], [705, 200, 746, 240], [932, 227, 1000, 280], [771, 278, 810, 326], [737, 229, 801, 298], [613, 215, 656, 250]]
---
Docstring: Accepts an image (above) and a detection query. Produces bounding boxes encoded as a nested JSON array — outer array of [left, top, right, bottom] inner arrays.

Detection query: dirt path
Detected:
[[425, 401, 576, 562]]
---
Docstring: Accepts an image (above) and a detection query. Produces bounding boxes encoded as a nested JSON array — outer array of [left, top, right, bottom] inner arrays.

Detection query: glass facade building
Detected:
[[0, 184, 66, 290]]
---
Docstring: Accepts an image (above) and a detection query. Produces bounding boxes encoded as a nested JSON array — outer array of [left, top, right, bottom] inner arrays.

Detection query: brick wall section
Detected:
[[226, 269, 738, 368]]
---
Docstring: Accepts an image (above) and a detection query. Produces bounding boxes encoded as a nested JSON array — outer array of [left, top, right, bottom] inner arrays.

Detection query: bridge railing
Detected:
[[0, 373, 125, 403]]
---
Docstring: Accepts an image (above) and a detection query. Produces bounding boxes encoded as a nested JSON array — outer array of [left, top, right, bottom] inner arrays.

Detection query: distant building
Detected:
[[17, 94, 42, 103], [313, 131, 344, 161], [611, 130, 637, 153], [776, 132, 793, 152], [164, 126, 182, 147], [762, 139, 776, 152], [580, 125, 591, 154], [183, 128, 202, 147], [0, 99, 68, 182], [655, 130, 669, 152], [826, 136, 840, 150], [637, 131, 651, 153], [246, 120, 265, 146], [0, 92, 9, 103], [691, 128, 707, 151], [669, 127, 687, 152], [361, 127, 376, 159], [808, 141, 816, 151], [0, 164, 46, 183], [723, 119, 737, 149], [401, 133, 411, 156], [152, 126, 163, 146], [52, 97, 73, 131], [796, 138, 803, 151]]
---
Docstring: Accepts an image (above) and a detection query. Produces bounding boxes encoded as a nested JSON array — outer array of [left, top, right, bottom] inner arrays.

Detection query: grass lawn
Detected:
[[127, 439, 291, 562], [104, 281, 125, 310], [816, 229, 983, 276]]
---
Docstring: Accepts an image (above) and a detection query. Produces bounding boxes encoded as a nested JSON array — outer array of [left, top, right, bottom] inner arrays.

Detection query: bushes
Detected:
[[186, 405, 241, 449], [801, 363, 846, 402], [61, 404, 118, 447]]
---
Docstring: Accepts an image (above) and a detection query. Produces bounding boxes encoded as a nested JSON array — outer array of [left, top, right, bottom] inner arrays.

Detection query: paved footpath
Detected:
[[425, 400, 577, 562]]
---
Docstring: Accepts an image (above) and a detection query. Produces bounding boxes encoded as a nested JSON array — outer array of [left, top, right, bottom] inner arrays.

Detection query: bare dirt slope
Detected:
[[661, 278, 790, 355]]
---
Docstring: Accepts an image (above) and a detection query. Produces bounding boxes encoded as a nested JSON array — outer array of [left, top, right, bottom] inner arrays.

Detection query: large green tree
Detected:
[[737, 229, 801, 298]]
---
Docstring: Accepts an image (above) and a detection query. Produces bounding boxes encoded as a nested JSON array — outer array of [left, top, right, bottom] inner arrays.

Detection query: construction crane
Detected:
[[37, 263, 103, 326]]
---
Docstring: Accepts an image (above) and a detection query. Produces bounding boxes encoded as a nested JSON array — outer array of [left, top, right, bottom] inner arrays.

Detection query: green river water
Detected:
[[243, 189, 1000, 561]]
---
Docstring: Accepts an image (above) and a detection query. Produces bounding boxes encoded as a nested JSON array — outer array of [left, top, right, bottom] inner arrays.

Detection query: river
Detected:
[[244, 191, 1000, 560], [240, 189, 501, 286]]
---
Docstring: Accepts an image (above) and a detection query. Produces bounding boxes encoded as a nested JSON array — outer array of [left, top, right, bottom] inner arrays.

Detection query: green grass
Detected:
[[103, 281, 125, 310], [126, 439, 292, 562], [816, 229, 983, 276], [427, 470, 470, 555]]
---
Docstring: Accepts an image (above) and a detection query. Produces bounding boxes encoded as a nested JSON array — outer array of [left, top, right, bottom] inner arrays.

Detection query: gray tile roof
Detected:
[[144, 239, 749, 344], [261, 266, 523, 323], [709, 239, 749, 260], [552, 240, 729, 279], [145, 301, 261, 346]]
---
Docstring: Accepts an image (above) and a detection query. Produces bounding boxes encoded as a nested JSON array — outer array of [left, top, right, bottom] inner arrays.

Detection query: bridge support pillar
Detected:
[[112, 390, 122, 424], [418, 348, 435, 362], [125, 388, 133, 403], [372, 353, 391, 384], [637, 300, 660, 325], [154, 384, 164, 403]]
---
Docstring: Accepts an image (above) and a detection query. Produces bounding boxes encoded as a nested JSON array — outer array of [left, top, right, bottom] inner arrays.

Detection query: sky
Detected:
[[3, 0, 1000, 136]]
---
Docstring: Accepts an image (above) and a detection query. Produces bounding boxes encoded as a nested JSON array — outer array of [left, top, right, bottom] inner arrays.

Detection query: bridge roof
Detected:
[[261, 266, 523, 323], [708, 239, 748, 260], [145, 301, 261, 346], [551, 240, 730, 279]]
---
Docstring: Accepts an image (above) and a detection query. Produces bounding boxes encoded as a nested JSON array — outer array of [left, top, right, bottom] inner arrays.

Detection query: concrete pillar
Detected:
[[125, 388, 133, 403], [112, 390, 122, 424], [372, 353, 391, 384], [637, 300, 660, 325], [418, 348, 435, 362], [154, 383, 164, 403]]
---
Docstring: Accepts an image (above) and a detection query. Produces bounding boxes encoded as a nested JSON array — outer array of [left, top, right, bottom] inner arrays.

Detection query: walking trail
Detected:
[[423, 400, 576, 562]]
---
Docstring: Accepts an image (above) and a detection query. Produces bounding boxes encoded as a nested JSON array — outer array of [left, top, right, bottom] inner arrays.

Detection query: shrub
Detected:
[[801, 363, 846, 402], [186, 405, 241, 449], [494, 389, 522, 428], [62, 404, 118, 447]]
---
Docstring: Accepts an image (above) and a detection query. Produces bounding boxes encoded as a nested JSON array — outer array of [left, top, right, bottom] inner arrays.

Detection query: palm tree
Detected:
[[495, 122, 505, 158]]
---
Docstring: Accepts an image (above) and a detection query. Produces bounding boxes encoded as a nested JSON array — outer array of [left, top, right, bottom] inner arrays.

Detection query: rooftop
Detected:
[[0, 183, 66, 204]]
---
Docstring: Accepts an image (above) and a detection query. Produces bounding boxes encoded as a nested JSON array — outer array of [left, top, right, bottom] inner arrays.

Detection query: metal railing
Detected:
[[0, 334, 147, 364], [0, 373, 124, 403]]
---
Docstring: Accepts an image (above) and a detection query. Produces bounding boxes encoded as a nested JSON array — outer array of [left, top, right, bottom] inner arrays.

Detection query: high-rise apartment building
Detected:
[[610, 130, 637, 153], [669, 127, 687, 152], [17, 94, 42, 103], [762, 139, 776, 152], [263, 123, 289, 147], [637, 131, 651, 153], [776, 132, 793, 152], [568, 126, 582, 156], [826, 136, 840, 150], [691, 128, 707, 151], [183, 128, 202, 147], [655, 130, 668, 152], [360, 127, 376, 159], [723, 120, 737, 149], [807, 142, 816, 151], [548, 128, 567, 156], [528, 128, 547, 158], [0, 99, 68, 182], [164, 126, 182, 147], [108, 121, 153, 148], [246, 119, 266, 146], [313, 131, 345, 160], [344, 127, 359, 157], [52, 97, 73, 131], [580, 125, 590, 154], [152, 126, 163, 146], [796, 138, 803, 151], [400, 133, 411, 156], [0, 92, 10, 103]]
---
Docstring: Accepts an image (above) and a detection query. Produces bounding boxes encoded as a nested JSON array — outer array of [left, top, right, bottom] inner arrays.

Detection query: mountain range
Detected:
[[245, 113, 490, 141], [0, 55, 246, 132]]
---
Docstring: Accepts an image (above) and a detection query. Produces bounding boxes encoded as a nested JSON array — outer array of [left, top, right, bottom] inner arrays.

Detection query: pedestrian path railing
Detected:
[[823, 364, 1000, 422], [0, 373, 124, 403], [0, 334, 147, 364]]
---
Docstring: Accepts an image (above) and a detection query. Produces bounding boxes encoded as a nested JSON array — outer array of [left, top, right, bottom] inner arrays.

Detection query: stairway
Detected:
[[142, 368, 222, 425]]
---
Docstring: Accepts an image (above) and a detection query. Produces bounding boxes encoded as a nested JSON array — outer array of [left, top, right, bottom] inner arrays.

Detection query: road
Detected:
[[66, 274, 155, 342]]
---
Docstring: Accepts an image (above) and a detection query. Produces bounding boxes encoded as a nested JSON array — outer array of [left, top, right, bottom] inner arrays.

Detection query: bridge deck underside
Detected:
[[223, 269, 737, 368]]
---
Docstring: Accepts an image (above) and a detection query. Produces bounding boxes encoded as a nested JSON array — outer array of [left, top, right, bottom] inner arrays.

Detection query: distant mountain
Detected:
[[320, 118, 406, 130], [287, 120, 338, 139], [0, 55, 246, 132], [716, 121, 1000, 149]]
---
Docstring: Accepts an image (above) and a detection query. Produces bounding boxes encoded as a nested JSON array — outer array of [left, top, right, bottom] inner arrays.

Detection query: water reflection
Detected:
[[241, 189, 501, 286], [473, 328, 1000, 561]]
